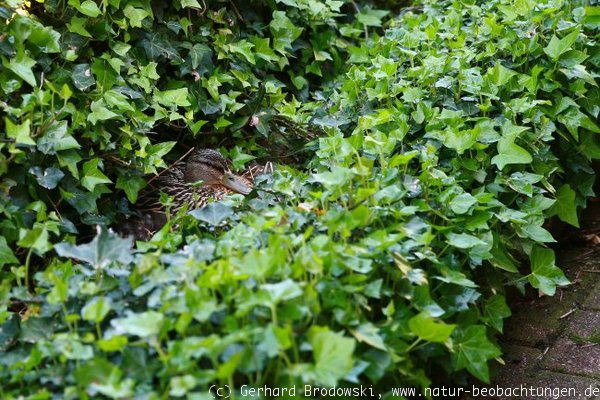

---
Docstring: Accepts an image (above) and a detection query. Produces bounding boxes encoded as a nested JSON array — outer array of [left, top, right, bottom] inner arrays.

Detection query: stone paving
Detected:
[[491, 242, 600, 399]]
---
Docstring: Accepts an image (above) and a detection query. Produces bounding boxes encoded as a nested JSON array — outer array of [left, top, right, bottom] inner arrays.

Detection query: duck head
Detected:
[[184, 149, 252, 195]]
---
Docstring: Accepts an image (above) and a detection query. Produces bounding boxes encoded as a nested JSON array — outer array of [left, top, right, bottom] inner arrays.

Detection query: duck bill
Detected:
[[223, 173, 252, 195]]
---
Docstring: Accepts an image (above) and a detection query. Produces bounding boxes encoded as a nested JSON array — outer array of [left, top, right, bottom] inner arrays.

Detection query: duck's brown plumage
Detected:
[[122, 148, 272, 239]]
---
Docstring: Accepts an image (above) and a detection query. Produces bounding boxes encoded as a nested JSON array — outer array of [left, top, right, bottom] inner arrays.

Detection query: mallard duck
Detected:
[[122, 148, 271, 239]]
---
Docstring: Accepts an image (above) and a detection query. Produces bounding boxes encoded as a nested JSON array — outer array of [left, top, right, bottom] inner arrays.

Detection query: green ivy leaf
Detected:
[[270, 11, 303, 54], [351, 323, 386, 350], [549, 184, 579, 227], [67, 16, 92, 37], [483, 294, 511, 333], [0, 237, 19, 267], [55, 227, 132, 269], [227, 40, 255, 65], [408, 313, 456, 343], [528, 246, 569, 295], [189, 43, 213, 70], [491, 122, 532, 170], [75, 0, 102, 17], [88, 100, 119, 125], [25, 17, 61, 53], [5, 51, 36, 87], [543, 30, 580, 60], [153, 88, 191, 107], [111, 311, 164, 338], [5, 118, 35, 145], [81, 158, 112, 191], [82, 296, 111, 323], [357, 8, 389, 27], [453, 325, 501, 383], [449, 193, 477, 214], [124, 5, 150, 28], [189, 202, 233, 225], [116, 175, 146, 203], [180, 0, 203, 8], [18, 226, 51, 254], [447, 233, 486, 249], [29, 166, 65, 189], [520, 223, 555, 243], [104, 90, 134, 112], [261, 279, 302, 304], [308, 326, 356, 387], [491, 141, 532, 170], [72, 63, 95, 91], [37, 121, 80, 154]]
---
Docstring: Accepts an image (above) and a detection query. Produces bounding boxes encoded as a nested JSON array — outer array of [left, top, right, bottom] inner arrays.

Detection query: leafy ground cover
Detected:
[[0, 0, 599, 398]]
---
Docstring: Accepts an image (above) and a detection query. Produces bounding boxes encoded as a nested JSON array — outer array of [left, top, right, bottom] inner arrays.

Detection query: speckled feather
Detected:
[[122, 149, 271, 239]]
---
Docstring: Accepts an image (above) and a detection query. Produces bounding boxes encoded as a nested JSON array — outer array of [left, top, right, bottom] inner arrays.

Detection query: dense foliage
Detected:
[[0, 0, 599, 398]]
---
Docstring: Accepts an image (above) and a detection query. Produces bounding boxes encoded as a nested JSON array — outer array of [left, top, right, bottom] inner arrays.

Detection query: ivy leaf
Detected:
[[490, 63, 517, 86], [0, 316, 19, 351], [543, 30, 580, 60], [357, 8, 390, 27], [0, 237, 19, 267], [88, 100, 119, 125], [5, 118, 35, 145], [67, 16, 92, 37], [434, 269, 477, 288], [18, 226, 51, 254], [153, 88, 191, 107], [104, 90, 134, 112], [308, 326, 356, 387], [189, 43, 213, 70], [227, 40, 255, 65], [81, 158, 112, 191], [520, 223, 555, 243], [76, 0, 102, 17], [270, 11, 303, 54], [189, 202, 233, 225], [528, 246, 569, 296], [549, 184, 579, 227], [140, 32, 182, 62], [408, 313, 456, 343], [26, 18, 61, 53], [453, 325, 501, 383], [490, 233, 518, 272], [250, 37, 279, 63], [557, 106, 600, 139], [560, 64, 598, 87], [116, 175, 146, 203], [72, 63, 95, 91], [123, 5, 150, 27], [312, 166, 354, 187], [111, 311, 164, 338], [55, 226, 132, 270], [261, 279, 303, 304], [82, 296, 111, 323], [230, 147, 256, 170], [37, 121, 80, 154], [491, 141, 532, 170], [447, 233, 486, 249], [483, 294, 511, 333], [5, 51, 36, 87], [450, 193, 477, 214], [351, 323, 386, 350], [491, 122, 532, 170], [181, 0, 203, 8], [29, 166, 65, 189]]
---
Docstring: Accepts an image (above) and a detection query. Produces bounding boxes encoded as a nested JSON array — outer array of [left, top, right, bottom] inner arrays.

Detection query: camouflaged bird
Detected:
[[122, 148, 272, 239]]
